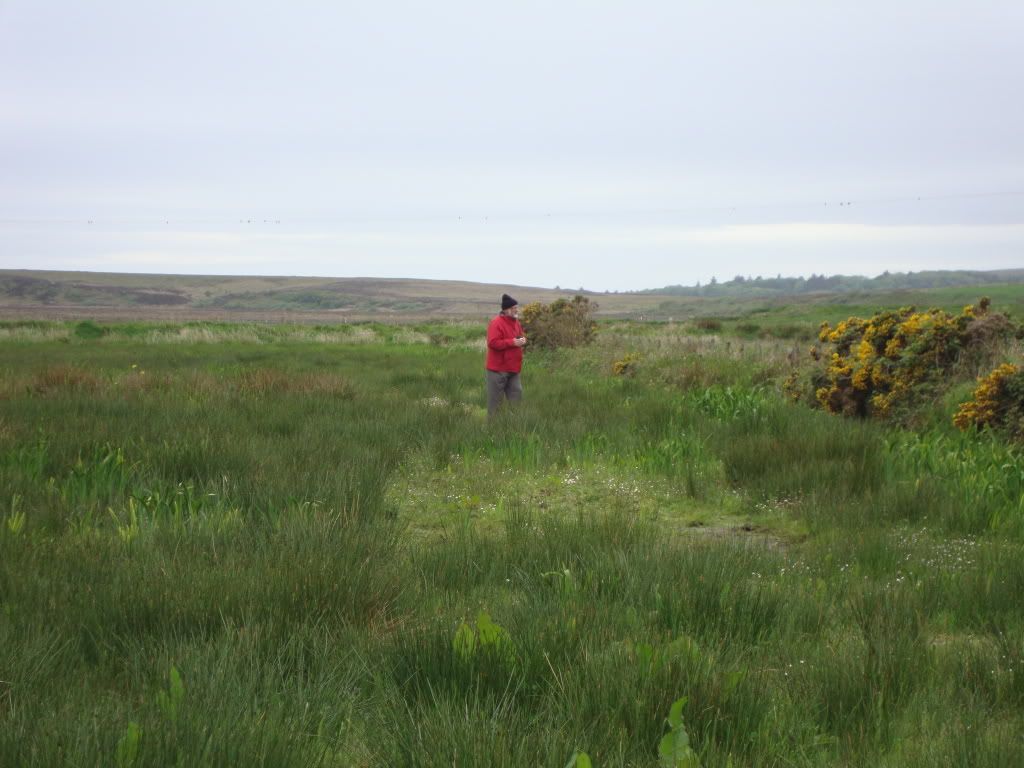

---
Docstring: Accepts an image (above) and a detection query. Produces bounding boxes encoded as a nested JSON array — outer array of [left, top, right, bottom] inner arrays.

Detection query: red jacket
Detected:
[[486, 314, 525, 372]]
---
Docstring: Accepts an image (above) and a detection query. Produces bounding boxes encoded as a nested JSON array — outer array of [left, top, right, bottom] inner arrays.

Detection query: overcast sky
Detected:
[[2, 1, 1022, 290]]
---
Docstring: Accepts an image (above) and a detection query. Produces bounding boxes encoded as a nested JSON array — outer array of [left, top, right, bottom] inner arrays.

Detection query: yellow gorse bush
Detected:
[[812, 300, 989, 419], [520, 295, 598, 350], [953, 363, 1024, 439], [612, 352, 641, 376]]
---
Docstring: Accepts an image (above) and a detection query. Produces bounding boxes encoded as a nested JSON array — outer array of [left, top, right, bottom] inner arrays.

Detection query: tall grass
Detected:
[[1, 322, 1022, 766]]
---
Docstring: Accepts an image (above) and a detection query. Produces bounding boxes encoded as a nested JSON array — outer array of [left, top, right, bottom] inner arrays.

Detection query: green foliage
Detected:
[[541, 567, 578, 598], [111, 499, 140, 545], [688, 385, 768, 425], [5, 494, 25, 536], [115, 721, 141, 768], [520, 295, 598, 349], [74, 320, 107, 339], [453, 611, 516, 666], [452, 620, 477, 661], [156, 666, 185, 724], [563, 696, 704, 768], [659, 697, 701, 768], [887, 429, 1024, 531]]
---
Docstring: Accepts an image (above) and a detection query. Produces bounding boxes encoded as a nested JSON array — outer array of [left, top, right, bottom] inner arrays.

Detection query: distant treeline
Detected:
[[642, 269, 1024, 297]]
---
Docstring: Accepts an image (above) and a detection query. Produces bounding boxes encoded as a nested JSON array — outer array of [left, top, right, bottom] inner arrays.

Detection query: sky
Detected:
[[1, 0, 1022, 291]]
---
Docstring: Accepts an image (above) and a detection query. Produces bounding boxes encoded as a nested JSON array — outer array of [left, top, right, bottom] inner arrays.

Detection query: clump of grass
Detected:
[[233, 368, 356, 398], [31, 364, 102, 395], [73, 320, 107, 340]]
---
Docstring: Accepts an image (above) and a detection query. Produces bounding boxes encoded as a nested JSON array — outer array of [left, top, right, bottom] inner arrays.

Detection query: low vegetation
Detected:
[[1, 313, 1023, 766]]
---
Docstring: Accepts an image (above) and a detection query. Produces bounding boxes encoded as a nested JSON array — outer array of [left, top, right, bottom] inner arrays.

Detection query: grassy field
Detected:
[[1, 318, 1023, 766]]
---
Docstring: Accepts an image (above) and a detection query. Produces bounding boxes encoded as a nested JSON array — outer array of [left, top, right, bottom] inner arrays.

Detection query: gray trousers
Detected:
[[486, 370, 522, 416]]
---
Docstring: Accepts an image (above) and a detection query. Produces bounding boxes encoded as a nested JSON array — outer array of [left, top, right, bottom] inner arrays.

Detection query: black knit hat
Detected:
[[501, 293, 518, 310]]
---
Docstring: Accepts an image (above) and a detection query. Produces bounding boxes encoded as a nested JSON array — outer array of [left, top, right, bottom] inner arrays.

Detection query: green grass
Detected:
[[1, 321, 1023, 766]]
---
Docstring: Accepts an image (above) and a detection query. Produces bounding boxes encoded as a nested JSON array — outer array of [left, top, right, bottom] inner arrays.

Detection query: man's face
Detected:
[[506, 305, 519, 318]]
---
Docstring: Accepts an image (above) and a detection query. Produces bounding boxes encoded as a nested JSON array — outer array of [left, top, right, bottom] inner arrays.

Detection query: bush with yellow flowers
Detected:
[[611, 352, 641, 376], [953, 363, 1024, 440], [795, 298, 1017, 422], [520, 295, 598, 350]]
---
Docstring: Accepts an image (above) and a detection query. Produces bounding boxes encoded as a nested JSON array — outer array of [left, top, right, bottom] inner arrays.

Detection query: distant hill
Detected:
[[1, 268, 1021, 323], [642, 268, 1024, 297], [0, 270, 653, 320]]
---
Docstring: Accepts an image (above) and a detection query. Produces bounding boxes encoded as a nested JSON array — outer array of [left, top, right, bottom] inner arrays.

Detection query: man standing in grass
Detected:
[[486, 293, 527, 417]]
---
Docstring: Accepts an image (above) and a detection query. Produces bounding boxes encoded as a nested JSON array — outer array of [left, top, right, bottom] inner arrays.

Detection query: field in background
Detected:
[[1, 315, 1023, 767], [3, 269, 1023, 329], [0, 269, 661, 319]]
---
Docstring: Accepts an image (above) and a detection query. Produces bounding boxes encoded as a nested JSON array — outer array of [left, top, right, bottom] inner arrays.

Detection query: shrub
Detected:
[[954, 363, 1024, 440], [520, 295, 597, 350], [612, 353, 641, 376], [74, 321, 106, 340], [801, 298, 1014, 421], [694, 318, 722, 332]]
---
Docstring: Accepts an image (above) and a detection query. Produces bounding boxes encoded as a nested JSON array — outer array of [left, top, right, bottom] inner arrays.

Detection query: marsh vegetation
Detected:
[[1, 317, 1022, 766]]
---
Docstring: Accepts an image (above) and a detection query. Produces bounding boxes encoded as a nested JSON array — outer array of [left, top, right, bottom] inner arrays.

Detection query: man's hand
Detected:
[[514, 337, 527, 347]]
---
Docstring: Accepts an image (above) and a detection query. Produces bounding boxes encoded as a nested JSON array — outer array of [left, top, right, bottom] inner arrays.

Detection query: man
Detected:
[[486, 293, 527, 417]]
